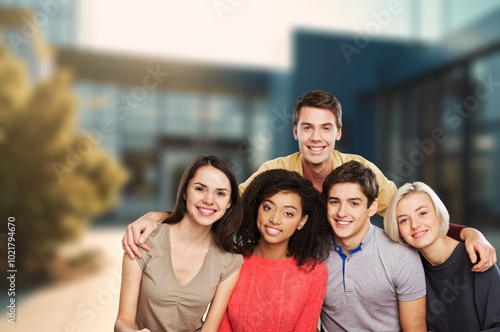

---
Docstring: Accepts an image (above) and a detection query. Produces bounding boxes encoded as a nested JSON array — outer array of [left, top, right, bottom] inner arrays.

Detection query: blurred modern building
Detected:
[[55, 48, 280, 220], [0, 4, 284, 222], [2, 2, 499, 229], [292, 9, 500, 227]]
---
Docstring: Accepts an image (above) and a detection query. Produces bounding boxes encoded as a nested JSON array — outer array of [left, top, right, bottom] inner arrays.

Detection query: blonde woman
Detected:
[[384, 182, 500, 332]]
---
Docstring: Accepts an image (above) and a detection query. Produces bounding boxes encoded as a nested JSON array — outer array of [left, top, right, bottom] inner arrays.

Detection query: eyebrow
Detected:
[[328, 196, 363, 202], [263, 198, 299, 211], [300, 122, 334, 127], [193, 182, 230, 192], [396, 205, 429, 218]]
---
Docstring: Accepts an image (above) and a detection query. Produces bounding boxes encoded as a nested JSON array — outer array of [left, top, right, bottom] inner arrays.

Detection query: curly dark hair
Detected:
[[235, 169, 332, 270], [164, 155, 243, 253]]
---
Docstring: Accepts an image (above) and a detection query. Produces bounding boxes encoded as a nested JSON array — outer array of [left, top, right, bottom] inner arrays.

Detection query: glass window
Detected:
[[470, 51, 500, 225]]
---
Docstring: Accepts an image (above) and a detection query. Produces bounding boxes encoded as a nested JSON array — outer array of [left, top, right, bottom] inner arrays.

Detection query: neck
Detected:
[[301, 158, 332, 192], [334, 222, 370, 255], [254, 242, 289, 260], [171, 218, 212, 247], [419, 236, 459, 266]]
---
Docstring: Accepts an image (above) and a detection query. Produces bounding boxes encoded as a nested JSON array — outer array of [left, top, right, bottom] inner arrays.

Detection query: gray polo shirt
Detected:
[[321, 224, 426, 332]]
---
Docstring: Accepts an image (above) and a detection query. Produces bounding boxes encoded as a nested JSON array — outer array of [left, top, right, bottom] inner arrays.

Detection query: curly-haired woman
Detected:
[[219, 169, 332, 332]]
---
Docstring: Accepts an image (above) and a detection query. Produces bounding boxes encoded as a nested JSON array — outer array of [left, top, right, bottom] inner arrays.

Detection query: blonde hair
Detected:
[[384, 181, 449, 246]]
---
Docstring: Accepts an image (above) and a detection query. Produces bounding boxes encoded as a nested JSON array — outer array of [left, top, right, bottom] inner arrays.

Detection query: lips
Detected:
[[335, 219, 351, 228], [412, 230, 428, 238], [197, 207, 216, 216], [308, 146, 325, 154], [265, 226, 282, 236]]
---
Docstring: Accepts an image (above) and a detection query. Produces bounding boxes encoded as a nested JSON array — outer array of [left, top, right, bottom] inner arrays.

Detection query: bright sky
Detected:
[[78, 0, 500, 69]]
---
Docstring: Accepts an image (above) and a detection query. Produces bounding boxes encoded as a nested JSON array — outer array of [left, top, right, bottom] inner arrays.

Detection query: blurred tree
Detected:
[[0, 41, 128, 283]]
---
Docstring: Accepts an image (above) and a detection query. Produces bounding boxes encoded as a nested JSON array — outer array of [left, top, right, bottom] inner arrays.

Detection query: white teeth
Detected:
[[310, 147, 323, 151], [199, 208, 214, 214], [337, 220, 350, 226], [266, 227, 280, 235]]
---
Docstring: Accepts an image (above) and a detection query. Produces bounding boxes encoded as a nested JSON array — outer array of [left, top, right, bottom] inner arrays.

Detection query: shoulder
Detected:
[[334, 151, 383, 173], [311, 261, 329, 280], [373, 227, 419, 259], [143, 223, 169, 250], [296, 260, 329, 282], [260, 152, 300, 169], [211, 243, 244, 267], [300, 261, 328, 295], [333, 150, 368, 163], [136, 223, 170, 268]]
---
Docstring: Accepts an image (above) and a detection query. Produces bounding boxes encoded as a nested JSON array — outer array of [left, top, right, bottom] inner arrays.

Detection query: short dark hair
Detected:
[[236, 169, 332, 270], [322, 161, 379, 207], [293, 90, 343, 129], [165, 155, 243, 253]]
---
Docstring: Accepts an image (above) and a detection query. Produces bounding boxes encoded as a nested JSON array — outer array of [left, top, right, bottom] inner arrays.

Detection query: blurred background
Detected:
[[1, 0, 500, 330]]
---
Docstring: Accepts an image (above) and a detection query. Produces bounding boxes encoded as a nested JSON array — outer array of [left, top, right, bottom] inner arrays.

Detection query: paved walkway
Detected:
[[1, 227, 125, 332]]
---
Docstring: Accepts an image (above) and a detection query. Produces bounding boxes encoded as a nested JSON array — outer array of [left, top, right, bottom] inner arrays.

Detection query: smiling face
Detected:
[[293, 106, 342, 167], [327, 182, 377, 253], [256, 191, 308, 252], [396, 193, 442, 250], [184, 165, 232, 228]]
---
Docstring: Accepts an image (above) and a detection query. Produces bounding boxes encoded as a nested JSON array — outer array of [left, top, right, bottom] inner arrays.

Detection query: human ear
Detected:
[[368, 198, 378, 217], [336, 128, 342, 141], [297, 215, 309, 230]]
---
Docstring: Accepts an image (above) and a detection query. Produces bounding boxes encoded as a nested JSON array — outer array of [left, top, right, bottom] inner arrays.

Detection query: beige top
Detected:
[[135, 223, 243, 331], [238, 151, 396, 216]]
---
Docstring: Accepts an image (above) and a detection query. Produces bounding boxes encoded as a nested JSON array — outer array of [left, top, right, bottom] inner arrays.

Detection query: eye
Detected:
[[263, 204, 272, 211], [194, 186, 204, 192], [217, 191, 226, 197], [399, 217, 409, 224], [350, 201, 359, 207], [418, 211, 428, 217], [323, 126, 332, 131], [303, 125, 312, 131], [284, 211, 295, 217], [329, 199, 339, 205]]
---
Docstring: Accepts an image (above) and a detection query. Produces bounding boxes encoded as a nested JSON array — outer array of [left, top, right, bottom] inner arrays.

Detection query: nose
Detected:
[[203, 191, 214, 205], [336, 203, 348, 218], [270, 213, 281, 225], [311, 128, 321, 141], [410, 217, 420, 229]]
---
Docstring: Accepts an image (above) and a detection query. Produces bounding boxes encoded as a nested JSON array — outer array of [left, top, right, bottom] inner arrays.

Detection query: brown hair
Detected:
[[322, 160, 378, 207], [293, 90, 343, 129], [165, 155, 243, 253]]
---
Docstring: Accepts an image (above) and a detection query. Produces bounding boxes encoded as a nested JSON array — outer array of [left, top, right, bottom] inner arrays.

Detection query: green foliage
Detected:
[[0, 42, 128, 273]]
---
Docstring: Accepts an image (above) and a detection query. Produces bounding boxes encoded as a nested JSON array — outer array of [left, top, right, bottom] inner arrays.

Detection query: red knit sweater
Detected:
[[219, 254, 328, 332]]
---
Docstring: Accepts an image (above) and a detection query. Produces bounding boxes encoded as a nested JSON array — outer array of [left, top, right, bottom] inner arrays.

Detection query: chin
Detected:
[[305, 157, 327, 165]]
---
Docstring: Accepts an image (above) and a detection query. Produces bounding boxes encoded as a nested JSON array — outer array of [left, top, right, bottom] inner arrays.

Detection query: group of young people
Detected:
[[115, 90, 500, 331]]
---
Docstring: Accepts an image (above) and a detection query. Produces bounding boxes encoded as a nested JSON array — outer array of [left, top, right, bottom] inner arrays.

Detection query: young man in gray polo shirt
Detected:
[[320, 160, 427, 331]]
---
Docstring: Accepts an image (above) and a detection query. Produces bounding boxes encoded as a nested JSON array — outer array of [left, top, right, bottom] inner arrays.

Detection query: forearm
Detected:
[[156, 211, 170, 223], [447, 223, 466, 241], [114, 318, 137, 332]]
